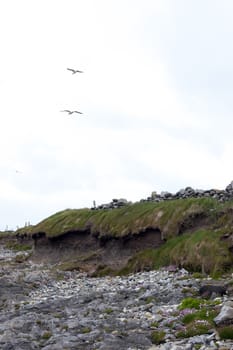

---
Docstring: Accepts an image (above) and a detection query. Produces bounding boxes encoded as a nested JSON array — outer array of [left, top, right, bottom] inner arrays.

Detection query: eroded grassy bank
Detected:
[[12, 197, 233, 276]]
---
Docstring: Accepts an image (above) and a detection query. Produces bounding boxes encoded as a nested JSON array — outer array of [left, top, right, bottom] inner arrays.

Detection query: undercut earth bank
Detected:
[[13, 196, 233, 277], [1, 185, 233, 348]]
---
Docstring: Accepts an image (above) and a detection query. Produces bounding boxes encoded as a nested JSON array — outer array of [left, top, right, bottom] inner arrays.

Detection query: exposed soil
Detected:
[[14, 205, 233, 275], [30, 228, 163, 273], [178, 212, 210, 234]]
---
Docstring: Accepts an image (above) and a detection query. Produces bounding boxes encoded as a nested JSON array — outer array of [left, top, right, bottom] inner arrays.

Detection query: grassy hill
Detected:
[[16, 197, 230, 238], [15, 198, 233, 276]]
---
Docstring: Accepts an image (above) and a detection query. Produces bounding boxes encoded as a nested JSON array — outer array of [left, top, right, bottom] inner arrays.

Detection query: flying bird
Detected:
[[67, 68, 83, 74], [61, 110, 83, 115]]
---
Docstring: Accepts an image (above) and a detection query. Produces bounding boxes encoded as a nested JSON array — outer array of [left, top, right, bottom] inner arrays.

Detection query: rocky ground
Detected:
[[0, 247, 233, 350]]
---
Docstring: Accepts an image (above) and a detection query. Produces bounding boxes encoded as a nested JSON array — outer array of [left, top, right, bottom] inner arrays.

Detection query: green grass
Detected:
[[217, 326, 233, 339], [176, 320, 212, 338], [179, 297, 203, 310], [118, 226, 233, 275], [0, 231, 15, 238], [13, 198, 233, 276], [182, 307, 218, 324], [15, 197, 229, 239], [175, 298, 220, 339], [151, 330, 166, 344], [6, 242, 32, 251]]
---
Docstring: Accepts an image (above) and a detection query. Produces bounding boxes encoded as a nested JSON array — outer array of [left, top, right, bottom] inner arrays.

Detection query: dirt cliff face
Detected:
[[31, 228, 163, 274], [14, 197, 233, 276]]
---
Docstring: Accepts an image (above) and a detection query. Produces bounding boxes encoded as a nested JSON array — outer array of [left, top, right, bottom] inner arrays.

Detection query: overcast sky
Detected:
[[0, 0, 233, 230]]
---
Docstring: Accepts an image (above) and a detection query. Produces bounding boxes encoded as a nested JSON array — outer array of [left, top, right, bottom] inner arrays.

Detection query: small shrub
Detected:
[[176, 320, 211, 338], [182, 312, 196, 324], [181, 306, 218, 326], [179, 297, 202, 310], [218, 326, 233, 340], [151, 330, 165, 344]]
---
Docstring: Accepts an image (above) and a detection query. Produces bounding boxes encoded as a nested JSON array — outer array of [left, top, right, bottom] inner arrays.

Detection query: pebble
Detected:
[[0, 247, 232, 349]]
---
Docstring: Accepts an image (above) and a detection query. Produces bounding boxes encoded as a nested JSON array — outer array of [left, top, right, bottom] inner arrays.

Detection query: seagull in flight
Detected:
[[67, 68, 83, 74], [61, 110, 83, 115]]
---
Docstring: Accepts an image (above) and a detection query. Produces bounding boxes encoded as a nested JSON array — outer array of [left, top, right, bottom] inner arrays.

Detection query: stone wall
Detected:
[[145, 180, 233, 203], [92, 181, 233, 209]]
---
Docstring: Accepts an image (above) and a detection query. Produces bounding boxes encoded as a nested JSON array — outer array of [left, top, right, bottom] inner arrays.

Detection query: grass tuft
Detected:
[[151, 330, 166, 344], [217, 326, 233, 339]]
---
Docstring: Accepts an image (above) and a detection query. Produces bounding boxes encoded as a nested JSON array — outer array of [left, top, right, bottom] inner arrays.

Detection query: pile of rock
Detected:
[[91, 182, 233, 211], [144, 181, 233, 203], [91, 198, 130, 210]]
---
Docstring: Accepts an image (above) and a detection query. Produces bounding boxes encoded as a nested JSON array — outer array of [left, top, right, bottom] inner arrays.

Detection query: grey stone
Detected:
[[214, 303, 233, 325], [0, 245, 233, 349]]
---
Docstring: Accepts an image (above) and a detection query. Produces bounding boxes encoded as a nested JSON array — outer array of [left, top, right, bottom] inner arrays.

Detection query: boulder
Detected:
[[214, 301, 233, 325], [199, 284, 227, 298]]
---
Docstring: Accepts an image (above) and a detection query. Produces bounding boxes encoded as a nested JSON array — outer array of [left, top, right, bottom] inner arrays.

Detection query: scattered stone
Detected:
[[90, 181, 233, 211], [0, 243, 232, 349], [91, 198, 131, 210]]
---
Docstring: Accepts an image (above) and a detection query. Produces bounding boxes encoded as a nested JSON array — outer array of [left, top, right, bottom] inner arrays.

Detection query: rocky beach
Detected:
[[0, 244, 233, 350], [1, 183, 233, 349]]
